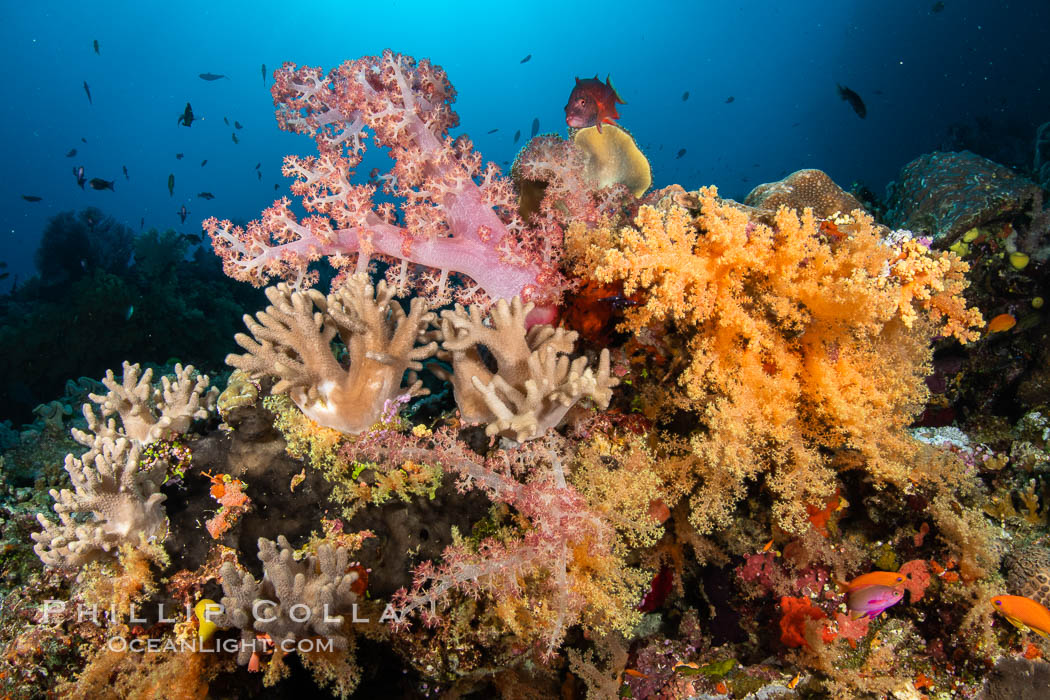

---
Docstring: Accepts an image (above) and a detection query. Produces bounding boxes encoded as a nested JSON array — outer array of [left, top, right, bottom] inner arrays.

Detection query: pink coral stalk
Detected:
[[204, 51, 564, 321]]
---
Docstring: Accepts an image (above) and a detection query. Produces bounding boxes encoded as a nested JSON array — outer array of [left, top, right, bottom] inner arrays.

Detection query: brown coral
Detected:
[[437, 296, 618, 441], [886, 150, 1042, 246], [75, 362, 217, 447], [228, 275, 436, 434], [1005, 542, 1050, 608], [745, 168, 865, 220], [33, 437, 169, 569]]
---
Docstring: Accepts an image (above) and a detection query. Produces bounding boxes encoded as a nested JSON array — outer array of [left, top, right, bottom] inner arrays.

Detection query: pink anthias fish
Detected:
[[847, 584, 905, 619]]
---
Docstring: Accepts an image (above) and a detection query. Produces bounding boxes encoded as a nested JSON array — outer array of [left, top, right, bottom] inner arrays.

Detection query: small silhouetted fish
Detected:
[[81, 137, 87, 143], [89, 178, 114, 191], [140, 217, 144, 229], [83, 81, 92, 105], [676, 149, 686, 159], [836, 83, 867, 118], [231, 132, 239, 144], [682, 91, 689, 101], [168, 173, 175, 196], [531, 118, 539, 137], [513, 130, 520, 143], [177, 102, 195, 127], [123, 165, 129, 179], [520, 54, 531, 64], [487, 128, 498, 134], [873, 89, 884, 95], [257, 171, 262, 180], [932, 1, 944, 12], [261, 63, 267, 84], [201, 159, 208, 167], [93, 39, 99, 55], [274, 184, 279, 190], [198, 192, 215, 200], [791, 122, 800, 127], [183, 233, 202, 244], [199, 72, 229, 81], [65, 148, 77, 157], [125, 305, 134, 320], [178, 205, 188, 224], [175, 153, 183, 160], [255, 162, 261, 169], [602, 295, 642, 311], [234, 121, 242, 129], [73, 166, 86, 189], [21, 195, 42, 202], [0, 273, 8, 281], [725, 96, 734, 103], [223, 116, 229, 125]]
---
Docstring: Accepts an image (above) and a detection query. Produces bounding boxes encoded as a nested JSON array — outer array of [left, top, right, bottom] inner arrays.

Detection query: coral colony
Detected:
[[8, 49, 1050, 698]]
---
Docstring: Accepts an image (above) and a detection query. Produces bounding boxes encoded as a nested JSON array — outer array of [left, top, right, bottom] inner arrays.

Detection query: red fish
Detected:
[[564, 75, 625, 132]]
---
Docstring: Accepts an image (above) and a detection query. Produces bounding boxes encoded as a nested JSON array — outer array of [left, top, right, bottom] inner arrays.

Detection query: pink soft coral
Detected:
[[204, 51, 565, 320]]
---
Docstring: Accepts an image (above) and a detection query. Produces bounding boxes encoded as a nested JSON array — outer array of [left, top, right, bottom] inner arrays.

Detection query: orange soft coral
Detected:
[[569, 186, 983, 534], [779, 596, 833, 649]]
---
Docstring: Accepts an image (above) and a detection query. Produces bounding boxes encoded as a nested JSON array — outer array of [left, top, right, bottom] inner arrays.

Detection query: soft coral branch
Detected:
[[348, 430, 646, 659], [205, 51, 564, 318]]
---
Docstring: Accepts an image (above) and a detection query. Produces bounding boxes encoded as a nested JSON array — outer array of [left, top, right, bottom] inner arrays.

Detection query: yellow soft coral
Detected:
[[569, 186, 983, 534]]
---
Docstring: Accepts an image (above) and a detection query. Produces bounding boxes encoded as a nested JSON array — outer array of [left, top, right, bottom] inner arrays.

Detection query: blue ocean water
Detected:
[[1, 0, 1047, 280]]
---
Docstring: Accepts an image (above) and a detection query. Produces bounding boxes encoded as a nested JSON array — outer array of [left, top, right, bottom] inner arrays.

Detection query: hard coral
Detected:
[[745, 168, 866, 221], [572, 124, 652, 198], [228, 274, 436, 435], [886, 150, 1042, 246], [570, 186, 983, 533]]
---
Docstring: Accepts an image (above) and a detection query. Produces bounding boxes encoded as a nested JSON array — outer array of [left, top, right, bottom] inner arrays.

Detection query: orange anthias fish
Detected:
[[992, 595, 1050, 638], [564, 75, 625, 132], [986, 313, 1017, 334], [838, 571, 906, 593]]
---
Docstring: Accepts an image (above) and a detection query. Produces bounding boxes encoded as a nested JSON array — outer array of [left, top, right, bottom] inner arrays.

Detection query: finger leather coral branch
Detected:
[[32, 437, 169, 569], [74, 362, 217, 447], [228, 274, 436, 434], [217, 535, 362, 667], [438, 296, 618, 441]]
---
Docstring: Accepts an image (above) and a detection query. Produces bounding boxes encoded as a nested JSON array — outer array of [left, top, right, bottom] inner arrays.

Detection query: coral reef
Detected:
[[76, 361, 217, 446], [7, 48, 1050, 700], [745, 167, 867, 220]]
